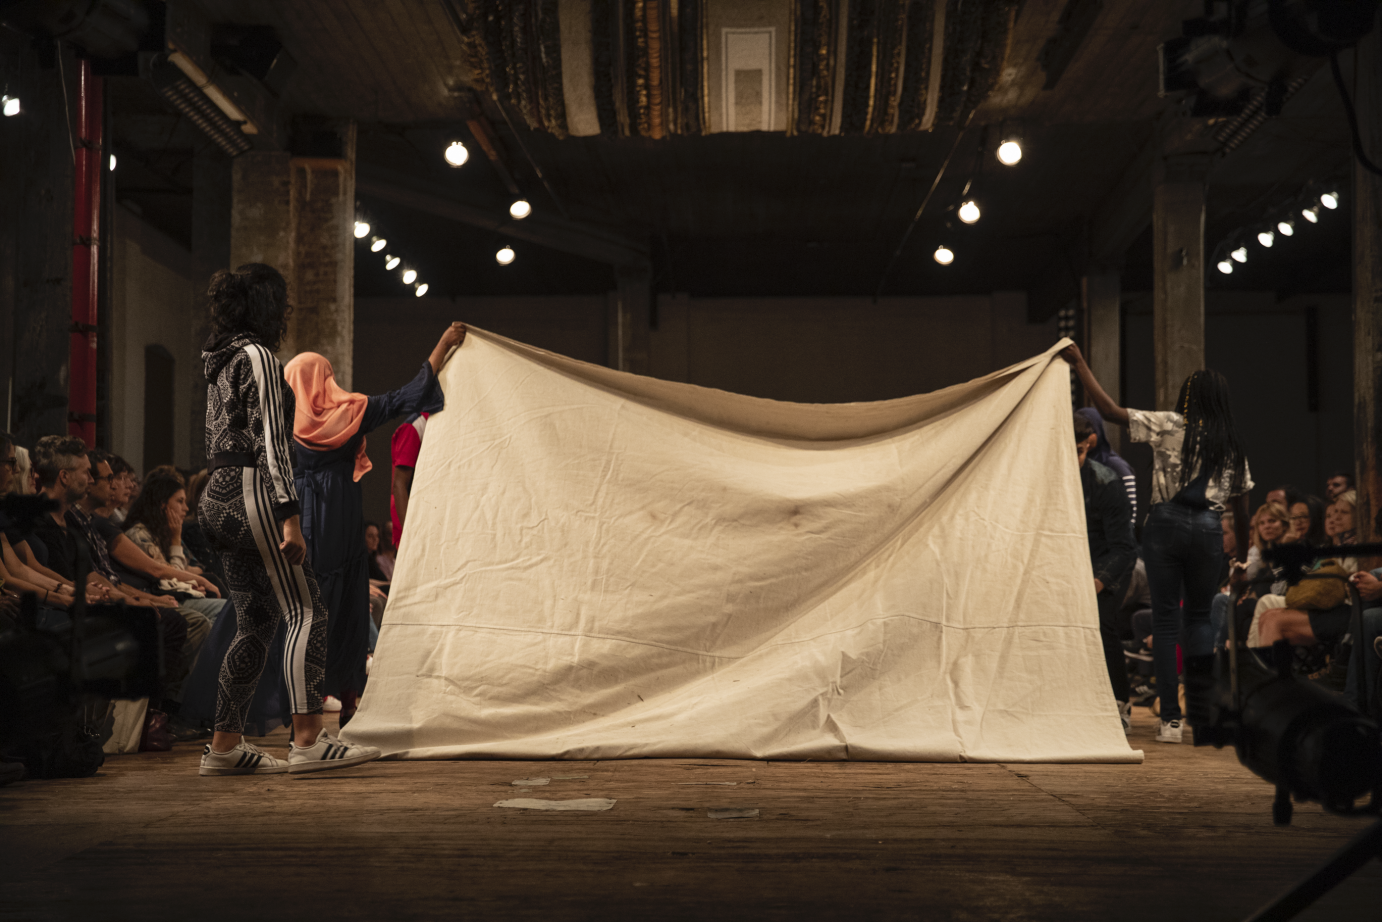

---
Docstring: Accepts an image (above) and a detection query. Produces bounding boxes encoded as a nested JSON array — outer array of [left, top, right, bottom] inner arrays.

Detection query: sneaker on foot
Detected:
[[199, 739, 289, 776], [1122, 641, 1152, 663], [1156, 719, 1183, 744], [1130, 683, 1157, 708], [288, 731, 381, 775], [323, 695, 343, 713], [1118, 700, 1133, 733]]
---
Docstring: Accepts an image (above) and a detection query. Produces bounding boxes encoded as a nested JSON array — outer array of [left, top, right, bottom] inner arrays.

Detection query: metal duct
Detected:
[[148, 56, 251, 156]]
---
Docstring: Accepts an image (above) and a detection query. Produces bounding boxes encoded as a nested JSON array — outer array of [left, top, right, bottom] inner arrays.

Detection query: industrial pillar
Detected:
[[229, 122, 356, 387], [1082, 270, 1121, 450], [610, 265, 651, 374], [1354, 30, 1382, 545], [68, 58, 102, 446], [1152, 154, 1211, 411]]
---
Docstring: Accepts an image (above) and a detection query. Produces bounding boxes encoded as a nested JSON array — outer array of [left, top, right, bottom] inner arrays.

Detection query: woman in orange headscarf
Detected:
[[284, 321, 466, 723]]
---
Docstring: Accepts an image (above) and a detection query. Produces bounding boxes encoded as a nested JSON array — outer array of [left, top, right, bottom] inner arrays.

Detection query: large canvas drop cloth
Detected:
[[342, 331, 1143, 763]]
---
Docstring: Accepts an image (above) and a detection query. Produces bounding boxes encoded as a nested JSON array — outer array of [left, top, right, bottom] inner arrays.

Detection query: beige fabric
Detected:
[[342, 331, 1142, 763]]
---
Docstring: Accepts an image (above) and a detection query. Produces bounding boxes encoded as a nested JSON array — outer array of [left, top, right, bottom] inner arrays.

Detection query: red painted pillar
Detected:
[[68, 57, 102, 446]]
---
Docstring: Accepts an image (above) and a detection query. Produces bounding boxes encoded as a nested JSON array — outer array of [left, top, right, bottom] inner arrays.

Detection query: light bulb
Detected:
[[370, 236, 387, 252], [509, 199, 531, 220], [402, 269, 417, 284], [444, 140, 469, 167], [996, 140, 1022, 166], [933, 245, 954, 266], [1231, 246, 1248, 263], [353, 221, 370, 239], [415, 283, 428, 297], [1217, 260, 1233, 275], [108, 154, 117, 171], [385, 255, 400, 270], [957, 200, 980, 224], [1257, 230, 1274, 247], [1277, 220, 1294, 236], [1320, 191, 1339, 209], [1, 95, 19, 117], [1301, 205, 1320, 223], [496, 245, 515, 265]]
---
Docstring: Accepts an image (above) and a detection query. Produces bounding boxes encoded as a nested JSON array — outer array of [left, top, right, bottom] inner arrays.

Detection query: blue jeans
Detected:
[[1142, 503, 1225, 721]]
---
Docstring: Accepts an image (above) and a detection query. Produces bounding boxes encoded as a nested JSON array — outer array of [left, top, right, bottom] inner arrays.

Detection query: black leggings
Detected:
[[1097, 575, 1132, 704]]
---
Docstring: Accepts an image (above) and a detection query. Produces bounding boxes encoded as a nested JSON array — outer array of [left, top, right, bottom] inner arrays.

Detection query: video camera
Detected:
[[0, 494, 162, 778]]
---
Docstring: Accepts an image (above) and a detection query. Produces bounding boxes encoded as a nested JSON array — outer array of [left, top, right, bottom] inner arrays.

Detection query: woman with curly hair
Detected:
[[196, 262, 379, 776]]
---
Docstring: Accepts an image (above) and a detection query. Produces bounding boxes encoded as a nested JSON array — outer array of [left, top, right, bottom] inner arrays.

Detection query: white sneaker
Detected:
[[288, 731, 381, 775], [1118, 701, 1133, 734], [323, 695, 343, 713], [1156, 719, 1183, 744], [199, 739, 289, 776]]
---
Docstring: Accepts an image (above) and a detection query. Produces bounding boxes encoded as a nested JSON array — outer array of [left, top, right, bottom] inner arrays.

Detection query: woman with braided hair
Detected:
[[1063, 345, 1252, 744]]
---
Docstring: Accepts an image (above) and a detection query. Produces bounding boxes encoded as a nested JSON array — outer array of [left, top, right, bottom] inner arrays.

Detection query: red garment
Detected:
[[390, 414, 426, 545], [283, 352, 372, 482]]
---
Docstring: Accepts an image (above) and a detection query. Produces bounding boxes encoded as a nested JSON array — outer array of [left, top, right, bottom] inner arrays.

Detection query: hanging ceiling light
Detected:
[[353, 221, 370, 239], [496, 245, 516, 266], [402, 268, 417, 284], [2, 94, 19, 117], [108, 154, 117, 172], [1277, 219, 1294, 236], [509, 199, 532, 220], [957, 200, 981, 224], [415, 283, 428, 297], [444, 140, 469, 168], [385, 254, 401, 270], [933, 245, 954, 266], [1301, 204, 1320, 223], [1231, 246, 1248, 263], [996, 138, 1022, 166], [1320, 191, 1339, 210], [1257, 230, 1274, 247], [1217, 259, 1233, 275], [370, 235, 387, 252]]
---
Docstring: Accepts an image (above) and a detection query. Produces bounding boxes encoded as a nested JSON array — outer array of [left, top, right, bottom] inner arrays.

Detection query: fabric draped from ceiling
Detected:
[[341, 330, 1143, 764]]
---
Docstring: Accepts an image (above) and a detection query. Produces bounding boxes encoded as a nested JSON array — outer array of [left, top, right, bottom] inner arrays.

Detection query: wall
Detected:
[[354, 291, 1058, 528], [1122, 291, 1353, 519], [109, 206, 203, 474]]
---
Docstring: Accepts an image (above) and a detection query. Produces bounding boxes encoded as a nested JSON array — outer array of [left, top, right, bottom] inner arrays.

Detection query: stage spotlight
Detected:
[[415, 283, 428, 297], [933, 245, 954, 266], [496, 245, 515, 265], [1277, 220, 1294, 236], [108, 154, 117, 172], [1217, 259, 1233, 275], [957, 200, 981, 224], [385, 255, 401, 270], [1320, 191, 1339, 210], [353, 221, 370, 239], [402, 268, 417, 284], [444, 140, 469, 167], [996, 139, 1022, 166], [509, 199, 532, 220], [370, 236, 387, 252], [1257, 230, 1274, 247], [1302, 204, 1320, 223], [2, 95, 19, 117], [1231, 246, 1248, 263]]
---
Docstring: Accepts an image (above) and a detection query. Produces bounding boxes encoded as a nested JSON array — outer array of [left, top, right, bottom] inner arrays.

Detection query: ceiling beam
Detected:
[[356, 167, 648, 269]]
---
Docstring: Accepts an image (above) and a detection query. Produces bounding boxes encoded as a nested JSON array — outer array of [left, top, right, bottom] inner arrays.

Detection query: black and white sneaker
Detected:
[[287, 731, 381, 775], [199, 740, 289, 776]]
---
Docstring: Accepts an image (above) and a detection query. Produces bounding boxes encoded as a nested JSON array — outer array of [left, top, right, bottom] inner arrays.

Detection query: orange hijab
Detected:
[[283, 352, 372, 482]]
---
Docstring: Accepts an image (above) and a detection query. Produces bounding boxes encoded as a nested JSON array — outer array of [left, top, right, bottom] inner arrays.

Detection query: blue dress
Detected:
[[294, 362, 441, 705]]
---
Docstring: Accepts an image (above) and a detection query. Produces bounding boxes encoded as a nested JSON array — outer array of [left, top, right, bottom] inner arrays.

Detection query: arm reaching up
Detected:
[[1060, 344, 1129, 426]]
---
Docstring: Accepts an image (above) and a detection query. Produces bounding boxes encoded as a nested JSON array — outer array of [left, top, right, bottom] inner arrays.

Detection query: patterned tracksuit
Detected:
[[199, 333, 329, 733]]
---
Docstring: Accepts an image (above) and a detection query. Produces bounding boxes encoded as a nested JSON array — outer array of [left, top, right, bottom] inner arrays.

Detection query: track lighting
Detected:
[[509, 199, 532, 220], [415, 283, 428, 297], [957, 200, 981, 224], [1217, 259, 1233, 275], [933, 245, 954, 266], [1301, 205, 1320, 223], [2, 95, 19, 117], [385, 255, 400, 270], [496, 245, 515, 266], [1257, 230, 1274, 247], [996, 139, 1022, 166], [444, 140, 469, 168], [402, 269, 417, 285], [370, 236, 387, 252], [353, 221, 370, 239], [1277, 220, 1294, 236], [1320, 191, 1339, 209], [1231, 247, 1248, 263]]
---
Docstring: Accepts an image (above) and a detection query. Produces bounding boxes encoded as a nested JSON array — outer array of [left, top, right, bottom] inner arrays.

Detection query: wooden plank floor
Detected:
[[3, 710, 1380, 922]]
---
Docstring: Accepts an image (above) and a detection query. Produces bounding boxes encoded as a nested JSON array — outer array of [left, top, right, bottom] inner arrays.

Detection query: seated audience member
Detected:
[[1075, 407, 1138, 521], [1346, 569, 1382, 713], [365, 521, 391, 583], [1325, 470, 1354, 502], [1074, 413, 1138, 731], [180, 469, 223, 583], [120, 468, 228, 617], [1283, 494, 1327, 546], [1212, 502, 1289, 650], [1257, 491, 1359, 651], [10, 444, 34, 495], [380, 522, 397, 574], [1265, 485, 1300, 513], [0, 432, 85, 608]]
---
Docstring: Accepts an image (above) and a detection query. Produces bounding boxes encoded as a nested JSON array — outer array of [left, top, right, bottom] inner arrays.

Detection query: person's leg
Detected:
[[156, 608, 190, 712], [1210, 592, 1232, 652], [1142, 508, 1187, 722], [1098, 579, 1132, 703], [1347, 607, 1382, 712], [1180, 511, 1225, 659], [180, 596, 228, 625], [1259, 608, 1315, 646]]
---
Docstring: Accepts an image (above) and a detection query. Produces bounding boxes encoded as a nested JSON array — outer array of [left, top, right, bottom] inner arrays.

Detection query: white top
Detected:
[[1128, 409, 1253, 513]]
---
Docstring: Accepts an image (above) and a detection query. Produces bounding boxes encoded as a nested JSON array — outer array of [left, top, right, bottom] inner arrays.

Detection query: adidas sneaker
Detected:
[[199, 739, 289, 776], [1156, 719, 1184, 744], [287, 731, 381, 775]]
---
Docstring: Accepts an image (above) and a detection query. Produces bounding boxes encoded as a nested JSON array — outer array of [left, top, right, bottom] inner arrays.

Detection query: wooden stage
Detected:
[[3, 709, 1380, 921]]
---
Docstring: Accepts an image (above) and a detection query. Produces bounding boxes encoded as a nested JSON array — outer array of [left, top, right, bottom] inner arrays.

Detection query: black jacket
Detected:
[[1081, 458, 1137, 591]]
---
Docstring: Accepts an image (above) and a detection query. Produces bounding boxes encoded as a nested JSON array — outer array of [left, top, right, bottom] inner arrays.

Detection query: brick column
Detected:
[[1152, 154, 1210, 411]]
